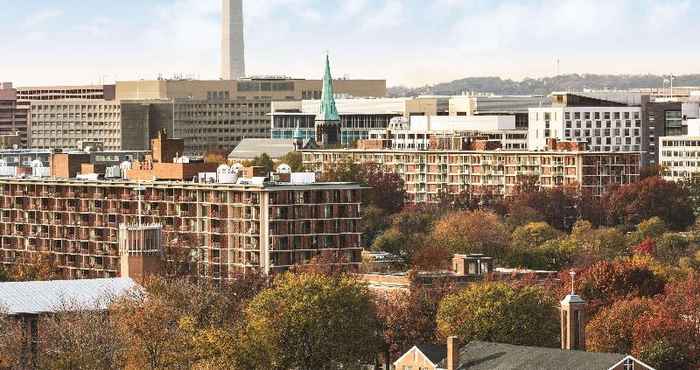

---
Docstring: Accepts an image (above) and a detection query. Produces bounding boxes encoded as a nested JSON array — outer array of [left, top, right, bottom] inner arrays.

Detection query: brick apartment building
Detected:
[[303, 139, 640, 202], [0, 178, 363, 280]]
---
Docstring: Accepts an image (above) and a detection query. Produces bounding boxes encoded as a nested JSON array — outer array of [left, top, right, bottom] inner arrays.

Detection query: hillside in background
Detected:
[[388, 74, 700, 97]]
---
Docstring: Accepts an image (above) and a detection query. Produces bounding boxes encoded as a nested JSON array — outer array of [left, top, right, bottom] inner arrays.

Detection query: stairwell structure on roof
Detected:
[[315, 55, 341, 147]]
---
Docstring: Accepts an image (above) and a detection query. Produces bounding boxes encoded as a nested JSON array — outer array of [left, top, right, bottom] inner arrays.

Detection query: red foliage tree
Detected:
[[633, 238, 656, 256], [562, 258, 665, 315], [602, 177, 695, 230]]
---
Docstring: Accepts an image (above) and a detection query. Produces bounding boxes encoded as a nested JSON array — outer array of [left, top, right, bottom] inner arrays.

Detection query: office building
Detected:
[[15, 85, 115, 102], [303, 141, 640, 203], [659, 134, 700, 181], [221, 0, 245, 80], [528, 93, 643, 155], [0, 83, 29, 148]]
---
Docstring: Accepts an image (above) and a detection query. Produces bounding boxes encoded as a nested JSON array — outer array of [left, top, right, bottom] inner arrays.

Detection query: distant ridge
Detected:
[[388, 74, 700, 97]]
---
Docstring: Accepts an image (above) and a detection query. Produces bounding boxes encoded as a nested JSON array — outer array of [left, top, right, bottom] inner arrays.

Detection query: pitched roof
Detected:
[[227, 139, 296, 160], [318, 55, 340, 122], [0, 278, 139, 315], [416, 344, 448, 365], [442, 341, 627, 370]]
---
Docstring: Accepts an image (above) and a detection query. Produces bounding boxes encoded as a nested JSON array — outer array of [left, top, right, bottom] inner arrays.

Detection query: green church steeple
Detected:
[[319, 54, 340, 122]]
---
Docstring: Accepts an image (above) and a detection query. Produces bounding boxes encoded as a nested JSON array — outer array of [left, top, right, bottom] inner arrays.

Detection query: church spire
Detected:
[[319, 54, 340, 122]]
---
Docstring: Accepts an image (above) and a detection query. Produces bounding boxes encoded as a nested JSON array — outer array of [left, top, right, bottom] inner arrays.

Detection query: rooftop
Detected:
[[228, 139, 296, 160], [0, 278, 139, 315], [442, 341, 628, 370]]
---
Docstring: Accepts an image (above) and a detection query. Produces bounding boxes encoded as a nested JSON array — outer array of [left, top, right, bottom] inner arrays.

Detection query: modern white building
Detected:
[[659, 135, 700, 181], [221, 0, 245, 80], [368, 115, 527, 150], [528, 95, 643, 153]]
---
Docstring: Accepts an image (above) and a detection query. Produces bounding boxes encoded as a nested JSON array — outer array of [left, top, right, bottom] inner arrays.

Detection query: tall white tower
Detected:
[[221, 0, 245, 80]]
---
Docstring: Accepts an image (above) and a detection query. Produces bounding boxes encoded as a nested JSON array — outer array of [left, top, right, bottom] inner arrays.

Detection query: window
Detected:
[[623, 358, 635, 370]]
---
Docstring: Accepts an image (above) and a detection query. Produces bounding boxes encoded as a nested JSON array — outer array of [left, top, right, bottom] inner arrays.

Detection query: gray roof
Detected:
[[440, 341, 627, 370], [416, 344, 448, 365], [228, 139, 295, 160], [0, 278, 139, 315]]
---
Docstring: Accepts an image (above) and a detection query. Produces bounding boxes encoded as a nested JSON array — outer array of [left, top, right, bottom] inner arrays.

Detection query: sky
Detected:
[[1, 0, 700, 87]]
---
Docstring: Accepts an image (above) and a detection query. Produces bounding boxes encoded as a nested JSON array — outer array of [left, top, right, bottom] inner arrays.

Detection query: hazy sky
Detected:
[[2, 0, 699, 87]]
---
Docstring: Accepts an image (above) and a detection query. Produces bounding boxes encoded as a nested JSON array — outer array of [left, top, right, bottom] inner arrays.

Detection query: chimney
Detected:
[[561, 270, 586, 351], [447, 336, 459, 370]]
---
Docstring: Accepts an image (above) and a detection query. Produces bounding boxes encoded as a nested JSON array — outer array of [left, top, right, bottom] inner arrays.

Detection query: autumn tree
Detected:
[[321, 160, 406, 214], [570, 220, 628, 262], [430, 210, 509, 258], [510, 222, 562, 251], [585, 298, 654, 354], [437, 282, 559, 347], [571, 257, 666, 315], [510, 187, 578, 231], [0, 306, 24, 369], [603, 177, 695, 230], [631, 276, 700, 370], [8, 252, 60, 281], [372, 205, 441, 266], [236, 273, 381, 370], [38, 302, 124, 370], [110, 277, 244, 370]]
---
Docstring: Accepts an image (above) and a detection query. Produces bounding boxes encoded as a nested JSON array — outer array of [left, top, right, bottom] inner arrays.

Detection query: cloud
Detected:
[[23, 9, 63, 28]]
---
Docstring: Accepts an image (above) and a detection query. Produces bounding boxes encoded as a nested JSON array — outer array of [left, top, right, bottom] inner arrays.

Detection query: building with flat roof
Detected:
[[303, 146, 640, 202], [0, 176, 364, 280], [0, 83, 29, 148], [15, 84, 115, 102]]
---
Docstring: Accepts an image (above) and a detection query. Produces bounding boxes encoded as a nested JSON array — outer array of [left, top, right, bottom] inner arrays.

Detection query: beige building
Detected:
[[114, 78, 386, 101], [29, 100, 123, 151], [16, 85, 115, 102], [303, 146, 640, 202]]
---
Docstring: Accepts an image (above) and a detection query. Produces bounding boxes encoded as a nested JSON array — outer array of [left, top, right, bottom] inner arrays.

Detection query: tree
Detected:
[[244, 153, 275, 173], [277, 151, 304, 172], [437, 282, 559, 348], [203, 150, 229, 165], [0, 306, 24, 369], [38, 303, 124, 370], [655, 233, 691, 265], [110, 277, 244, 370], [510, 222, 562, 251], [504, 203, 544, 231], [572, 257, 666, 315], [570, 220, 628, 262], [510, 187, 580, 231], [321, 160, 406, 214], [430, 210, 509, 258], [627, 217, 668, 245], [371, 205, 440, 264], [603, 177, 695, 230], [237, 273, 382, 370], [506, 238, 578, 271], [586, 298, 654, 354], [8, 252, 60, 281], [376, 287, 444, 363]]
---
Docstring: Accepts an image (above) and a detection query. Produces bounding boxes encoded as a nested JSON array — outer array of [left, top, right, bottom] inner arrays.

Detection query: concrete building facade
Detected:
[[0, 83, 29, 148], [303, 148, 640, 202], [0, 178, 364, 280]]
